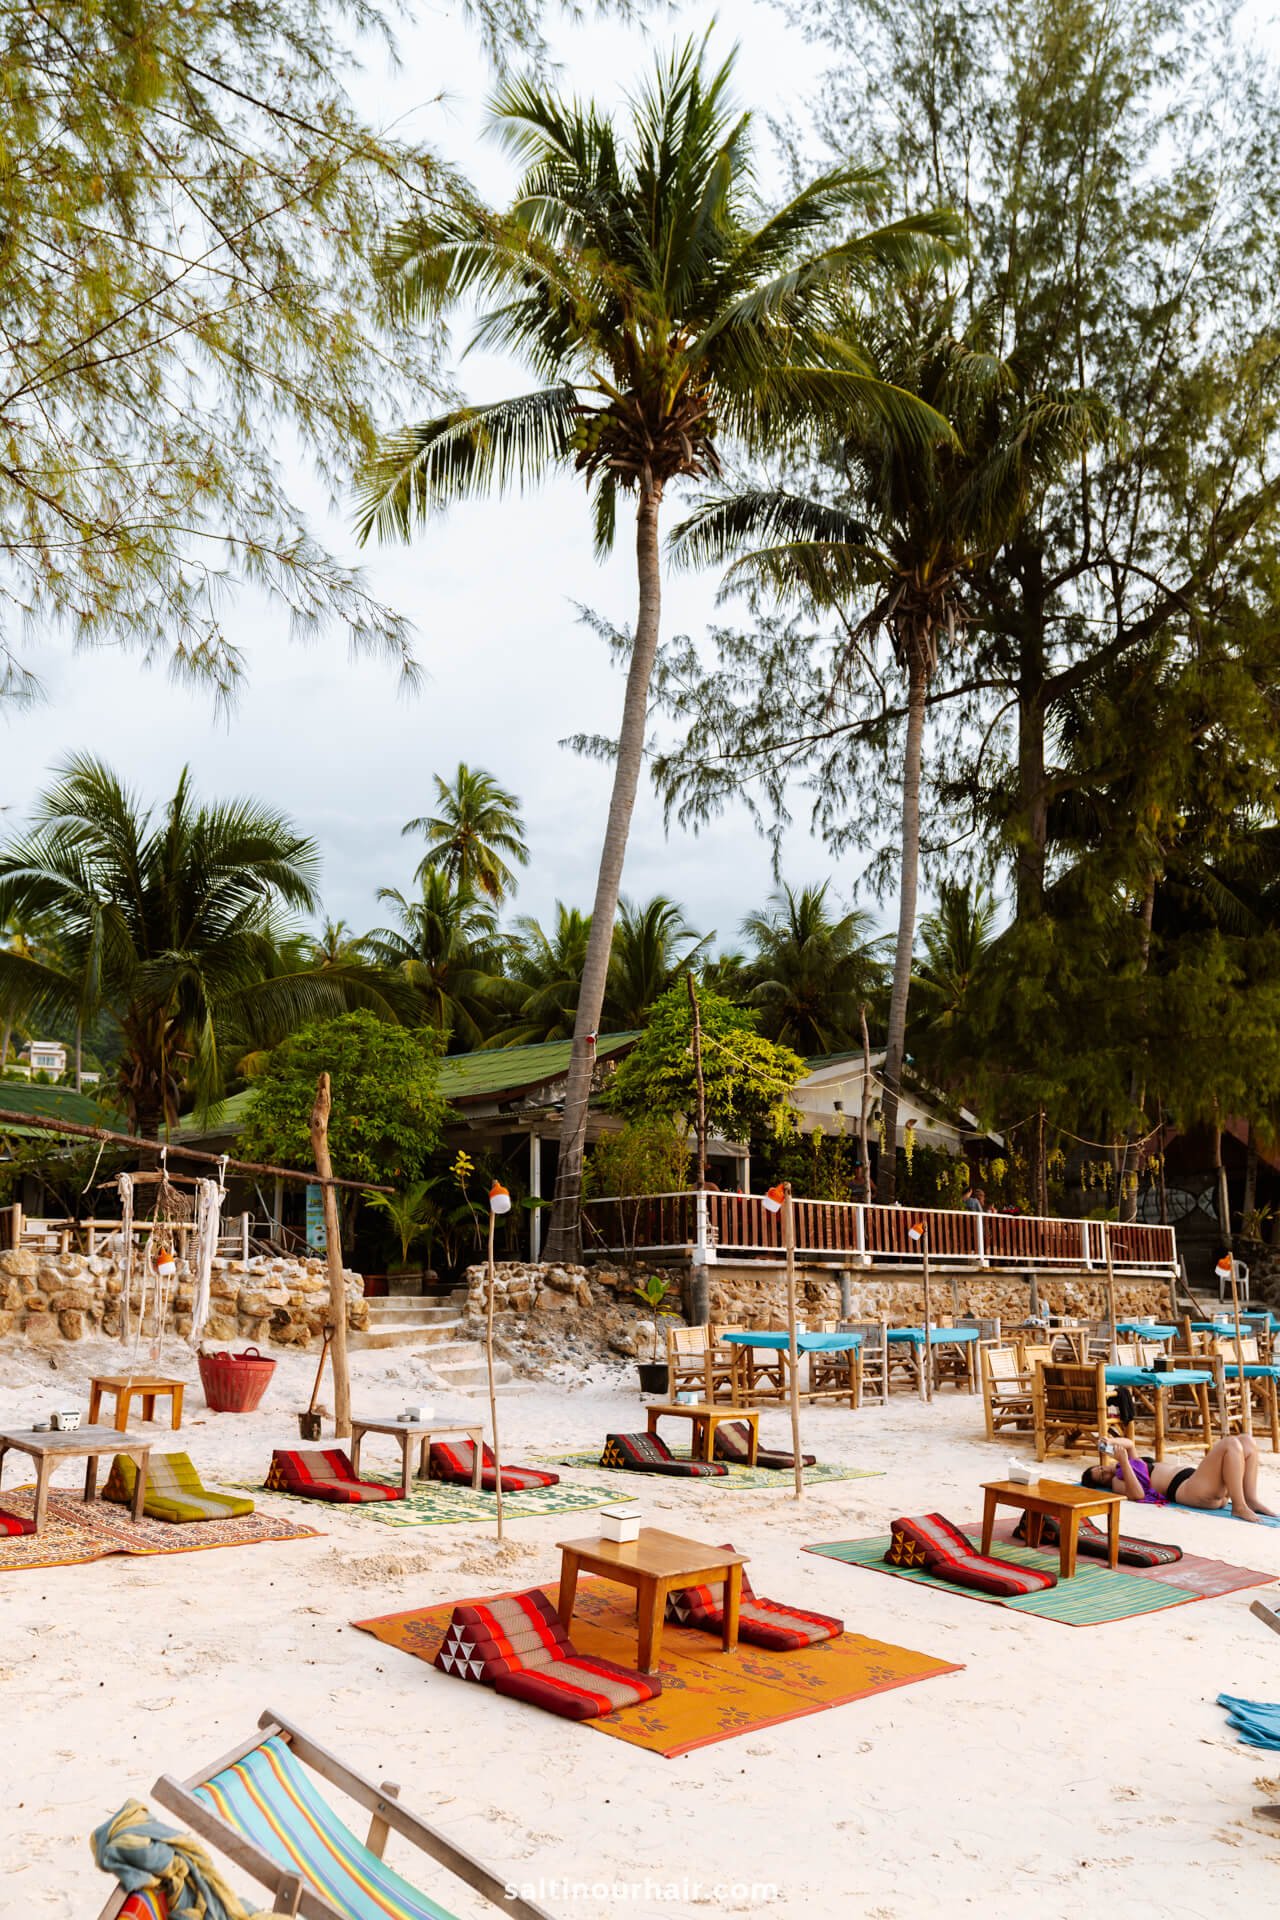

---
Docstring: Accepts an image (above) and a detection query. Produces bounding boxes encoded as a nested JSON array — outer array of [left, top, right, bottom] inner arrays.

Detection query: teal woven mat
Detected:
[[804, 1535, 1195, 1625], [248, 1473, 623, 1528]]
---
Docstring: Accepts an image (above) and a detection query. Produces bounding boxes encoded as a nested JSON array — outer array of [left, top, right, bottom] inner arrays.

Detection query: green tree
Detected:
[[497, 905, 593, 1044], [608, 983, 805, 1142], [741, 881, 886, 1054], [910, 880, 997, 1058], [241, 1011, 448, 1213], [403, 764, 530, 903], [0, 757, 353, 1136], [604, 896, 709, 1030], [366, 872, 504, 1051], [357, 37, 955, 1255], [586, 1116, 692, 1197]]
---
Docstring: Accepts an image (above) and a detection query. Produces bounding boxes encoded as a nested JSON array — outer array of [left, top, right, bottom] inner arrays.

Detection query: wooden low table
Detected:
[[555, 1527, 748, 1674], [645, 1401, 759, 1465], [0, 1425, 152, 1533], [980, 1478, 1124, 1578], [88, 1374, 185, 1432], [349, 1418, 484, 1495]]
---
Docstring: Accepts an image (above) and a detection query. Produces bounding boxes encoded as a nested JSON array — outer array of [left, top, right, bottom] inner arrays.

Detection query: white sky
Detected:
[[0, 1, 848, 955]]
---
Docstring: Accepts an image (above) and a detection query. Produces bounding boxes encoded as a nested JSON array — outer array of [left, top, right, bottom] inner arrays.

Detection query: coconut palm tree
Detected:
[[910, 880, 997, 1052], [672, 300, 1101, 1195], [496, 904, 593, 1045], [604, 895, 710, 1030], [742, 881, 888, 1056], [403, 763, 529, 903], [0, 757, 345, 1136], [365, 871, 504, 1051], [356, 38, 957, 1255]]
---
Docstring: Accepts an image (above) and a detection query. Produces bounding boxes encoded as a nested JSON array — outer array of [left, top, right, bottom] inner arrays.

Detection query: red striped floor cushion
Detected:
[[434, 1588, 660, 1720], [1013, 1512, 1183, 1567], [886, 1513, 1057, 1597], [426, 1440, 559, 1492], [711, 1421, 815, 1471], [600, 1432, 729, 1477], [666, 1546, 842, 1650], [264, 1448, 404, 1503], [0, 1507, 35, 1538]]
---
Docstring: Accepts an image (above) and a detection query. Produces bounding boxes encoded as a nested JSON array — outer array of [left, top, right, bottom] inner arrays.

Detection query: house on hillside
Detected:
[[793, 1049, 1002, 1163], [15, 1039, 68, 1080]]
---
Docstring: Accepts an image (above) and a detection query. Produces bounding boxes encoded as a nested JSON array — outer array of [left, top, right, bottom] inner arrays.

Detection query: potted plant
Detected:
[[633, 1272, 677, 1394]]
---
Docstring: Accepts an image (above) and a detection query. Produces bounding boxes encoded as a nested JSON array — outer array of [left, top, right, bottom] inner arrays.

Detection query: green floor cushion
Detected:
[[104, 1452, 255, 1523]]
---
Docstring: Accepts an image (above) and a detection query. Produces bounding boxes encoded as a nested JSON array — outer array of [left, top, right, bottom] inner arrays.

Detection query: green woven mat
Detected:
[[548, 1452, 881, 1490], [804, 1535, 1195, 1626], [246, 1473, 623, 1528]]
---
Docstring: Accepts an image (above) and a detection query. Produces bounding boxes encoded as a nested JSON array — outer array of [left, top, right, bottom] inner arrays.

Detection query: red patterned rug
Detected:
[[0, 1486, 319, 1572]]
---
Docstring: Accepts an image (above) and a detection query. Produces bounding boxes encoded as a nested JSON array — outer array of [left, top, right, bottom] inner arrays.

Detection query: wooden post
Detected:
[[1103, 1222, 1118, 1364], [486, 1205, 505, 1542], [308, 1073, 351, 1440], [912, 1222, 933, 1403], [783, 1183, 804, 1500], [687, 973, 707, 1190], [241, 1211, 251, 1262], [1230, 1256, 1253, 1437]]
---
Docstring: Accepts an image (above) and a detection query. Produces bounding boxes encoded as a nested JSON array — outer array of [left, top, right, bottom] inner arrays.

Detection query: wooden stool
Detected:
[[87, 1375, 185, 1433]]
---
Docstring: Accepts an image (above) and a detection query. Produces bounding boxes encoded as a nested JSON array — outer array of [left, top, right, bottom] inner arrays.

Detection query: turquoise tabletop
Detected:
[[1116, 1322, 1176, 1338], [885, 1326, 981, 1346], [1105, 1366, 1216, 1388], [719, 1330, 864, 1352]]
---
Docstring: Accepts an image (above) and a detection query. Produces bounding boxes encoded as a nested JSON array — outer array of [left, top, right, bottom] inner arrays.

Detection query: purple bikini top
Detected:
[[1125, 1456, 1164, 1505]]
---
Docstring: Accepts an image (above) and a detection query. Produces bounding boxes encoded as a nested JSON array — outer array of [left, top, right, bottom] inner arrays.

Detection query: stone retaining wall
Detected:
[[0, 1248, 367, 1347]]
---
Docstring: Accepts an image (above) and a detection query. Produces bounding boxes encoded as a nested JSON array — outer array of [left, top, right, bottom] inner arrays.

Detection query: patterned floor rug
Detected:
[[353, 1575, 961, 1758], [246, 1473, 627, 1529], [548, 1452, 882, 1490], [0, 1486, 318, 1572]]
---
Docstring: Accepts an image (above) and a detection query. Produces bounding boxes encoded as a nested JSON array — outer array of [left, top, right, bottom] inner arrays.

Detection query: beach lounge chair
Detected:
[[102, 1452, 255, 1523], [885, 1513, 1058, 1598], [711, 1420, 814, 1471], [666, 1546, 843, 1650], [426, 1440, 559, 1493], [434, 1588, 661, 1722], [264, 1447, 405, 1503], [1012, 1511, 1183, 1567], [93, 1707, 556, 1919], [599, 1431, 728, 1477]]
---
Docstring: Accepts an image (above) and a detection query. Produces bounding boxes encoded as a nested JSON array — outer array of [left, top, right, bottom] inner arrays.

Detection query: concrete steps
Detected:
[[350, 1295, 514, 1384]]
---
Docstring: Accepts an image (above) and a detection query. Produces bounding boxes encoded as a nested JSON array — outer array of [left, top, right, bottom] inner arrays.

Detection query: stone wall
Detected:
[[464, 1259, 606, 1316], [0, 1247, 367, 1347]]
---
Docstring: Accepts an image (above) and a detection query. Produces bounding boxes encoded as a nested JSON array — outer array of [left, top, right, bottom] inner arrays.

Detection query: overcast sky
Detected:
[[0, 1, 860, 953]]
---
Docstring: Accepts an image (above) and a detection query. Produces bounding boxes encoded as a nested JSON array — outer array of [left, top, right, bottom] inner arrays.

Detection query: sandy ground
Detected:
[[3, 1335, 1280, 1920]]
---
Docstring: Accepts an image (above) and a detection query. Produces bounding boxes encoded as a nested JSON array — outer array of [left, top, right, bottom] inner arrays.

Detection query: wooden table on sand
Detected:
[[980, 1478, 1124, 1578], [555, 1527, 748, 1674], [349, 1418, 484, 1495], [645, 1402, 759, 1465], [0, 1424, 151, 1533], [88, 1374, 185, 1432]]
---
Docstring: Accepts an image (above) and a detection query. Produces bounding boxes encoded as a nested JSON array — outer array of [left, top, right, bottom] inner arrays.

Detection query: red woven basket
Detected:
[[198, 1345, 277, 1414]]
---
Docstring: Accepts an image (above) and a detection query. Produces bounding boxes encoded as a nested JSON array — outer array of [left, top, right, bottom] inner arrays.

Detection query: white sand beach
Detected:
[[3, 1337, 1280, 1920]]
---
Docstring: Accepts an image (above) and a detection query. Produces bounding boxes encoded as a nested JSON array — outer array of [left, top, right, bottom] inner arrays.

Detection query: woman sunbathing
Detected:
[[1080, 1433, 1276, 1522]]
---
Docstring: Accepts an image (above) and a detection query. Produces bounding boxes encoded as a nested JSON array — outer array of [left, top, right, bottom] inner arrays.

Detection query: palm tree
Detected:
[[911, 880, 997, 1053], [308, 918, 372, 968], [0, 757, 343, 1136], [604, 896, 709, 1029], [673, 301, 1101, 1195], [365, 871, 504, 1051], [356, 38, 956, 1256], [496, 905, 593, 1045], [403, 764, 529, 903], [742, 882, 887, 1056]]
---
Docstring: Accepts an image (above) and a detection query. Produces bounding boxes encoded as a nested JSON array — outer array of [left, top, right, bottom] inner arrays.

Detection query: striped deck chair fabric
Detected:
[[886, 1513, 1058, 1597], [120, 1894, 169, 1919], [0, 1505, 35, 1538], [666, 1546, 842, 1651], [711, 1420, 815, 1471], [425, 1440, 559, 1493], [195, 1733, 456, 1920], [1013, 1511, 1183, 1567], [434, 1589, 661, 1721], [599, 1432, 728, 1477], [103, 1453, 255, 1524], [264, 1449, 405, 1504]]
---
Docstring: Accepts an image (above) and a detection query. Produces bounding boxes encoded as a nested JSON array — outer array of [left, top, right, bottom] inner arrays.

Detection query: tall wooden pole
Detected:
[[687, 973, 707, 1190], [919, 1226, 934, 1404], [486, 1206, 505, 1541], [1229, 1256, 1252, 1438], [1102, 1222, 1118, 1365], [783, 1182, 804, 1500], [308, 1073, 351, 1440]]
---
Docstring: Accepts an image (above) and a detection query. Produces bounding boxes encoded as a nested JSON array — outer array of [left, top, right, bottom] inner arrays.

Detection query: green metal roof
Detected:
[[176, 1087, 257, 1140], [438, 1033, 638, 1105], [0, 1079, 114, 1139]]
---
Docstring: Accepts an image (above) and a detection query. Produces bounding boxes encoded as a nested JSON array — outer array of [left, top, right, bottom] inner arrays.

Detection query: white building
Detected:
[[792, 1048, 1000, 1155], [17, 1040, 67, 1079]]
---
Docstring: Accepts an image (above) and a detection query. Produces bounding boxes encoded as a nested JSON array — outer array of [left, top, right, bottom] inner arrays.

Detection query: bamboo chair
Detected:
[[1018, 1341, 1055, 1373], [1159, 1353, 1223, 1450], [981, 1344, 1036, 1441], [666, 1324, 710, 1400], [841, 1321, 889, 1406], [1033, 1361, 1110, 1462], [808, 1337, 862, 1408], [1050, 1327, 1090, 1362], [95, 1708, 554, 1920], [1211, 1336, 1280, 1451], [706, 1324, 744, 1403]]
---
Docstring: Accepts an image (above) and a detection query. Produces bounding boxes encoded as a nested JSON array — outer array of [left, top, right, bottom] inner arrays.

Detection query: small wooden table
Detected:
[[88, 1374, 185, 1432], [980, 1478, 1124, 1578], [645, 1402, 759, 1465], [349, 1418, 484, 1494], [555, 1528, 748, 1674], [0, 1425, 152, 1533]]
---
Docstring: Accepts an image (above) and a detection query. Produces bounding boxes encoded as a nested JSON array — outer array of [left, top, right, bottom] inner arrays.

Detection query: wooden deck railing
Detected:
[[580, 1192, 1178, 1274]]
